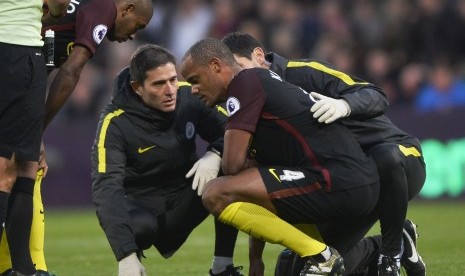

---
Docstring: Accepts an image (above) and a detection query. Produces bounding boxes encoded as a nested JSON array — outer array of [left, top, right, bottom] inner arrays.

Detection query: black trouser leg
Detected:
[[343, 235, 382, 276], [369, 144, 425, 257]]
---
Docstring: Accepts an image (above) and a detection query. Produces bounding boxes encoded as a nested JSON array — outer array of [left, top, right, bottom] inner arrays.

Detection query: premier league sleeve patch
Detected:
[[226, 97, 240, 116], [93, 24, 108, 44]]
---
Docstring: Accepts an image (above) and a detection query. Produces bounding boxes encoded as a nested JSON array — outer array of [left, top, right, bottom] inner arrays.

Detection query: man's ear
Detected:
[[252, 47, 266, 66], [131, 80, 142, 95], [209, 58, 222, 72], [122, 3, 135, 16]]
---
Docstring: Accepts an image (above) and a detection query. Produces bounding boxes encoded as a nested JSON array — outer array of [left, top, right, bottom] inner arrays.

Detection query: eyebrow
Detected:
[[152, 75, 177, 85]]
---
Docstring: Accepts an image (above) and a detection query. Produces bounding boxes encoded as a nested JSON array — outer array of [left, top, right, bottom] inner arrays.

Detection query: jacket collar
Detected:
[[266, 52, 289, 79]]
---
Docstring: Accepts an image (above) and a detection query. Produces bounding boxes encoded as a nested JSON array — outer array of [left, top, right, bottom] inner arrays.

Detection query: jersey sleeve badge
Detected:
[[93, 24, 108, 44], [226, 97, 240, 116]]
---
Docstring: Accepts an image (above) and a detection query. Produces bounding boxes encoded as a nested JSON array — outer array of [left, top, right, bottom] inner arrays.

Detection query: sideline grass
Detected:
[[43, 200, 465, 275]]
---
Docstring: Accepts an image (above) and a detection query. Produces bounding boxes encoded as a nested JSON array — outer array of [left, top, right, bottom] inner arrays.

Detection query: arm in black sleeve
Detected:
[[339, 84, 388, 119], [296, 62, 389, 119], [91, 120, 138, 261], [196, 103, 228, 155]]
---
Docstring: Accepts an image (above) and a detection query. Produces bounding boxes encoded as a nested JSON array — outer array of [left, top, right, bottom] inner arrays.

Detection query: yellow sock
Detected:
[[0, 230, 11, 272], [219, 202, 325, 257], [30, 169, 47, 271], [294, 224, 324, 243]]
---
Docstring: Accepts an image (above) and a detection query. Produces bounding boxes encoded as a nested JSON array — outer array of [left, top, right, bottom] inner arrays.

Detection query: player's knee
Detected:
[[202, 179, 230, 217], [371, 146, 403, 171], [16, 160, 39, 179], [0, 159, 18, 192]]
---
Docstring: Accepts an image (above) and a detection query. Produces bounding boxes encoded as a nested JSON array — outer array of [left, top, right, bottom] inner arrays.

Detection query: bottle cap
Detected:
[[45, 29, 55, 38]]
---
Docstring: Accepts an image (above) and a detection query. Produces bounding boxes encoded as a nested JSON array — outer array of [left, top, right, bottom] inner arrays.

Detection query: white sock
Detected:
[[211, 256, 233, 274], [320, 246, 331, 261]]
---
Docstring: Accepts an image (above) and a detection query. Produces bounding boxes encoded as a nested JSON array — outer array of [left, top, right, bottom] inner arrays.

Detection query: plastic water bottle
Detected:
[[44, 29, 55, 67]]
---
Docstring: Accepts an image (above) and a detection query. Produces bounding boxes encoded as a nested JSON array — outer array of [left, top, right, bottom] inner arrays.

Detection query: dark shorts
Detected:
[[258, 166, 379, 225], [125, 185, 210, 257], [0, 42, 46, 161]]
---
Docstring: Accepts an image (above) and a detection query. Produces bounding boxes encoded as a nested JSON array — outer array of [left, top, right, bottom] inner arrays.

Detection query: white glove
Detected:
[[186, 150, 221, 196], [118, 253, 147, 276], [310, 92, 351, 124]]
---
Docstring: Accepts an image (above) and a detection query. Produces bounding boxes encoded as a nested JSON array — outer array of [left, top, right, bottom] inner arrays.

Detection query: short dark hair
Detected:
[[182, 38, 236, 67], [129, 44, 176, 83], [221, 32, 264, 59]]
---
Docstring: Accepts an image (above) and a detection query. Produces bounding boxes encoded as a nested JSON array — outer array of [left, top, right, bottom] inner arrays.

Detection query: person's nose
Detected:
[[167, 83, 177, 97]]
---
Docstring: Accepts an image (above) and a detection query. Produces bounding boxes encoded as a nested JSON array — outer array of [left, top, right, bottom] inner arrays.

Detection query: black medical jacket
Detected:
[[91, 67, 226, 260]]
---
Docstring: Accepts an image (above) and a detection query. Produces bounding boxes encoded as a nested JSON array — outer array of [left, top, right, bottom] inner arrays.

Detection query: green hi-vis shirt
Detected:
[[0, 0, 44, 47]]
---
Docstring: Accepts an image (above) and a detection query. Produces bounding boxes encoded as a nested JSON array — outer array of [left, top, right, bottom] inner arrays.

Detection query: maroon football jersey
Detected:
[[42, 0, 116, 67]]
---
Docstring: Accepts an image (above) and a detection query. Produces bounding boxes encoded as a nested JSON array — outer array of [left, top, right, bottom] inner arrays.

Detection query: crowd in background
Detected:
[[55, 0, 465, 124]]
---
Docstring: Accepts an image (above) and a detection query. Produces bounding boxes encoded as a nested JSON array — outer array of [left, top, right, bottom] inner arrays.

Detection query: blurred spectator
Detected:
[[404, 0, 465, 64], [379, 0, 412, 71], [350, 0, 384, 50], [398, 63, 427, 105], [317, 0, 353, 45], [136, 1, 167, 44], [164, 0, 213, 63], [363, 48, 398, 104], [236, 18, 266, 43], [414, 58, 465, 112], [326, 46, 357, 75], [208, 0, 239, 38]]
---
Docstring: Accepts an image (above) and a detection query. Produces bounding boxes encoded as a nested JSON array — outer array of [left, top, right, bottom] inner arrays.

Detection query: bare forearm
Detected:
[[44, 66, 82, 129]]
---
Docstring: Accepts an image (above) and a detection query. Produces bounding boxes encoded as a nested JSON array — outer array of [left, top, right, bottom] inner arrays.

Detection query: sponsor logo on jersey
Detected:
[[268, 168, 281, 182], [93, 24, 108, 44], [226, 97, 240, 116], [186, 122, 195, 139]]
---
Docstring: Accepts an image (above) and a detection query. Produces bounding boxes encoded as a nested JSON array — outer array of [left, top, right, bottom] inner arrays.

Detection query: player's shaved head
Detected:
[[181, 38, 243, 107], [108, 0, 153, 42], [134, 0, 153, 17], [115, 0, 153, 17]]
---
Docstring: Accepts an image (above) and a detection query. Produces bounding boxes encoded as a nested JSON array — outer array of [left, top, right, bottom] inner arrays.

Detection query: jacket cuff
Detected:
[[114, 243, 139, 261]]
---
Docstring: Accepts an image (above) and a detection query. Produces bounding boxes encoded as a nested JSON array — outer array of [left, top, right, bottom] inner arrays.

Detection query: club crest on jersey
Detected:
[[93, 24, 108, 44], [186, 122, 195, 139], [226, 97, 240, 116]]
